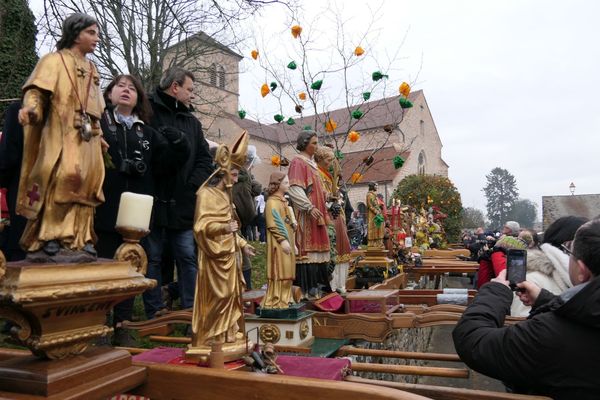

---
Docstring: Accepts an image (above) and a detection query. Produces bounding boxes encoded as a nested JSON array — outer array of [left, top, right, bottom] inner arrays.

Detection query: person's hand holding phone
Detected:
[[491, 269, 510, 287], [515, 281, 541, 306]]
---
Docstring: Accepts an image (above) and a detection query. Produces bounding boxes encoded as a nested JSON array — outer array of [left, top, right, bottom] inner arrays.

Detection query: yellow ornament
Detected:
[[348, 131, 360, 143], [261, 83, 270, 98], [271, 155, 281, 166], [399, 82, 411, 97], [351, 172, 363, 184], [298, 92, 307, 101], [291, 25, 302, 38], [325, 118, 337, 133], [354, 46, 365, 56], [251, 50, 259, 60]]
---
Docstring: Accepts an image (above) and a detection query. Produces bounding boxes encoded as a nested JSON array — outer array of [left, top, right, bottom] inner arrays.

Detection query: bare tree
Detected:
[[245, 2, 419, 188], [41, 0, 294, 90]]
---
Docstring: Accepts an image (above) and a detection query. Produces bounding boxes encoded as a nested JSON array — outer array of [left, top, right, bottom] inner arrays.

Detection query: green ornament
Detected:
[[334, 150, 345, 160], [399, 97, 413, 109], [286, 117, 296, 126], [374, 213, 385, 227], [372, 71, 389, 81], [287, 61, 297, 70], [352, 109, 363, 120], [303, 125, 312, 131], [362, 92, 371, 101], [238, 109, 246, 119], [311, 80, 323, 90], [274, 114, 284, 123], [270, 81, 278, 91], [393, 155, 405, 169]]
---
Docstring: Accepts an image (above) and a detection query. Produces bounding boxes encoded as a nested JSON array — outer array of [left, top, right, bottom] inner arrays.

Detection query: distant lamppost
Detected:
[[569, 182, 576, 195]]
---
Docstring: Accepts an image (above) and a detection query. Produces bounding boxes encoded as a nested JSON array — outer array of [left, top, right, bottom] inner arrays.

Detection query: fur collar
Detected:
[[527, 244, 571, 292]]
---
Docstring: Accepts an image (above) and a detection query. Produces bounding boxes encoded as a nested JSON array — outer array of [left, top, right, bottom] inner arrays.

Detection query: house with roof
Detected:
[[166, 35, 448, 209]]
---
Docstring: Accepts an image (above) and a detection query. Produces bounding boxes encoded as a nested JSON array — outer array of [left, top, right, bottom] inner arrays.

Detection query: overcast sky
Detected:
[[29, 0, 600, 219]]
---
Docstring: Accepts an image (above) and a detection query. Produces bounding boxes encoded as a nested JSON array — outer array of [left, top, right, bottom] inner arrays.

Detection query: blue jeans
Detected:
[[144, 228, 198, 318]]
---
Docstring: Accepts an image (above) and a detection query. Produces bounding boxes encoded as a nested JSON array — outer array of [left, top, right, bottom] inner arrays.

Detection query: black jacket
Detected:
[[96, 108, 190, 241], [0, 102, 26, 260], [232, 168, 262, 227], [453, 276, 600, 400], [148, 90, 213, 229]]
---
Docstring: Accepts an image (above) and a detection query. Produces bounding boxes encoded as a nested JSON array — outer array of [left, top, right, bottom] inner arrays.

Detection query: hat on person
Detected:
[[504, 221, 521, 234]]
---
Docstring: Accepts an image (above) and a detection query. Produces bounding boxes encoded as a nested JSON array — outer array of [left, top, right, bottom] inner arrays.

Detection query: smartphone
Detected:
[[506, 249, 527, 290]]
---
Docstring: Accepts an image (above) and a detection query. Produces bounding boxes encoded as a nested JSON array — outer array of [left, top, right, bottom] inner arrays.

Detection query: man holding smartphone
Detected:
[[453, 219, 600, 400]]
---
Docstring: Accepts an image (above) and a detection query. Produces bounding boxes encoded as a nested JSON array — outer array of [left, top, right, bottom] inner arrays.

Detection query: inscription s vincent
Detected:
[[41, 301, 113, 318]]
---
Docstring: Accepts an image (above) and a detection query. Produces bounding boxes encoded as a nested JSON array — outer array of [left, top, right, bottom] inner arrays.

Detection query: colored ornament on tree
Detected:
[[286, 117, 296, 126], [335, 150, 344, 160], [287, 61, 297, 70], [303, 125, 312, 131], [393, 155, 405, 169], [261, 83, 270, 97], [351, 172, 363, 183], [399, 81, 411, 97], [354, 46, 365, 56], [274, 114, 284, 123], [291, 25, 302, 38], [295, 104, 303, 113], [348, 131, 360, 143], [363, 155, 374, 166], [362, 92, 371, 101], [311, 80, 323, 90], [238, 109, 246, 119], [270, 81, 278, 91], [251, 50, 259, 60], [372, 71, 389, 81], [280, 157, 290, 167], [351, 109, 363, 120], [271, 155, 281, 166], [325, 118, 337, 133], [399, 97, 413, 109], [298, 92, 307, 100]]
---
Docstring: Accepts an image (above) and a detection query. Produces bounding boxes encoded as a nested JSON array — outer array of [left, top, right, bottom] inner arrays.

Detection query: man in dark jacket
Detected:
[[145, 67, 213, 317], [453, 219, 600, 400]]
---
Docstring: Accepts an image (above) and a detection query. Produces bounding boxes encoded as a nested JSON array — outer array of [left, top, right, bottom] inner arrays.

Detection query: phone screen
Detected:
[[506, 249, 527, 289]]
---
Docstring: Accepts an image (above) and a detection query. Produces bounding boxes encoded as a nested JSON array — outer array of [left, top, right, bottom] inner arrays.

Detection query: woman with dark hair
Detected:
[[95, 74, 190, 345], [17, 13, 105, 259], [510, 216, 589, 316], [287, 130, 331, 299]]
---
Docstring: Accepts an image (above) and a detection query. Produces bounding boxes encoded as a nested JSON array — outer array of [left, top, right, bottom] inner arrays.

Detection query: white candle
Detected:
[[115, 192, 153, 231]]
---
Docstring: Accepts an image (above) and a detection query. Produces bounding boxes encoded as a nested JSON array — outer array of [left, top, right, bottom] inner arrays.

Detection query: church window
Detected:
[[418, 150, 426, 175], [420, 120, 425, 136], [218, 65, 226, 89], [209, 63, 217, 86]]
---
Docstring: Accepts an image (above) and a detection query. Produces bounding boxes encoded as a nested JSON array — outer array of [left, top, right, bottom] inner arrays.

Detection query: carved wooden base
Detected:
[[0, 347, 146, 399], [0, 259, 155, 359], [185, 336, 254, 363], [245, 312, 313, 348]]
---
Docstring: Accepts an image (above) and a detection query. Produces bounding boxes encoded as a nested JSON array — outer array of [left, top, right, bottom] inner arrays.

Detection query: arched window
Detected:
[[218, 65, 226, 89], [418, 150, 426, 175], [209, 63, 217, 86]]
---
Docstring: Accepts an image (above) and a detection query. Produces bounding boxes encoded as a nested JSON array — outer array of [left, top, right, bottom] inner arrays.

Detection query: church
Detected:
[[168, 34, 448, 209]]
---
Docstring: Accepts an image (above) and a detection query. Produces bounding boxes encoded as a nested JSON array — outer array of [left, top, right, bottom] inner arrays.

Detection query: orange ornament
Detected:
[[271, 155, 281, 166], [325, 118, 337, 133], [291, 25, 302, 38], [354, 46, 365, 56], [351, 172, 363, 184], [261, 83, 270, 98], [348, 131, 360, 143], [298, 92, 307, 101], [399, 81, 411, 97], [251, 50, 259, 60]]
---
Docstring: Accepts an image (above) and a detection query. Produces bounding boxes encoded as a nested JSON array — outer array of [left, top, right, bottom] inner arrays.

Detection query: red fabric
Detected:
[[277, 355, 350, 380], [0, 188, 8, 218], [491, 251, 507, 276], [477, 259, 494, 289], [313, 292, 344, 312], [132, 346, 184, 363]]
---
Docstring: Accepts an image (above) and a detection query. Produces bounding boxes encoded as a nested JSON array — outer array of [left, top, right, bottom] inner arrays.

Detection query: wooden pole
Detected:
[[351, 362, 469, 379], [337, 346, 461, 362]]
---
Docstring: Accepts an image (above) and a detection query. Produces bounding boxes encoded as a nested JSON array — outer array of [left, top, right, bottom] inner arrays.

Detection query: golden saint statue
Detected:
[[366, 181, 385, 249]]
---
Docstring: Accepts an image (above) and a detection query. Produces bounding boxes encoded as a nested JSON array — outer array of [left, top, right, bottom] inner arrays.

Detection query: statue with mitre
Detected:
[[188, 131, 255, 362]]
